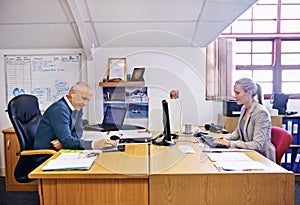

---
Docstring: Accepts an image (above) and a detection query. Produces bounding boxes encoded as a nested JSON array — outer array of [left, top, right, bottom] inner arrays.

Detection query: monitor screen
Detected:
[[152, 99, 176, 146], [162, 99, 171, 141], [103, 106, 126, 127]]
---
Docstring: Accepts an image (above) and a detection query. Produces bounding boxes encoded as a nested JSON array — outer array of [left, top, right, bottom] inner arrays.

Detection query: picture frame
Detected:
[[107, 58, 126, 81], [130, 67, 145, 81]]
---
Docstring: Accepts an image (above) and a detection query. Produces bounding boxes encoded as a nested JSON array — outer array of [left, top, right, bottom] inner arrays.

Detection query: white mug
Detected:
[[184, 123, 192, 134]]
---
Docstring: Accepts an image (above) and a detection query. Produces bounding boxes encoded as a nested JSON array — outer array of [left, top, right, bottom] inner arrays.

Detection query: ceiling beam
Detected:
[[67, 0, 93, 60]]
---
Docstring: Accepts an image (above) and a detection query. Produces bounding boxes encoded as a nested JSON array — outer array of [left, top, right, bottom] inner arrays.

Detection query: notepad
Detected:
[[41, 152, 99, 171]]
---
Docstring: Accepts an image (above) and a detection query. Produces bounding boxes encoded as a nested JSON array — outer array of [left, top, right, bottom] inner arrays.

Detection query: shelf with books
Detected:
[[274, 115, 300, 180], [99, 82, 149, 127]]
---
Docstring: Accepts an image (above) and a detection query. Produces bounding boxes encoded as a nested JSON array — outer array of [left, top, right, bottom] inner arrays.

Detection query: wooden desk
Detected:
[[149, 136, 294, 205], [2, 127, 38, 191], [29, 137, 294, 205], [29, 144, 149, 205]]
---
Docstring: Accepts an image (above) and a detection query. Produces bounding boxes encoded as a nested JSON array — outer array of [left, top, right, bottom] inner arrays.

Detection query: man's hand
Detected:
[[94, 139, 116, 149], [51, 139, 63, 150]]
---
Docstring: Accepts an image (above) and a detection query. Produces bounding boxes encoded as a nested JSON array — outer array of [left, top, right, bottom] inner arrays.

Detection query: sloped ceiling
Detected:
[[0, 0, 258, 57]]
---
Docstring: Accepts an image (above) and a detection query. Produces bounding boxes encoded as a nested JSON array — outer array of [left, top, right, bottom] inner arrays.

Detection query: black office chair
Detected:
[[270, 93, 289, 115], [7, 94, 56, 183]]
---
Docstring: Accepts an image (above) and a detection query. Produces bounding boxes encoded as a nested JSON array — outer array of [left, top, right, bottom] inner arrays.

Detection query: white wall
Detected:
[[87, 47, 220, 129]]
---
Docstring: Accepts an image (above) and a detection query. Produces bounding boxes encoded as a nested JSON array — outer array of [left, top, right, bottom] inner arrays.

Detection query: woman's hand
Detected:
[[214, 137, 230, 147]]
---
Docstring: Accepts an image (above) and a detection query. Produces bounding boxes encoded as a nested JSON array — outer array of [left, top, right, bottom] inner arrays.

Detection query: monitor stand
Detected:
[[152, 133, 176, 146]]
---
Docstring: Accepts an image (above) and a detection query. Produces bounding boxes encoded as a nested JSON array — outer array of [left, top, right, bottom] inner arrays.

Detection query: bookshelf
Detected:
[[99, 81, 148, 126]]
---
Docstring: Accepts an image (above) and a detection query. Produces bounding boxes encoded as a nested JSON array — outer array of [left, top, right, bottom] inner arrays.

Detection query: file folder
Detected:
[[285, 148, 293, 171], [291, 119, 299, 145], [292, 148, 300, 173]]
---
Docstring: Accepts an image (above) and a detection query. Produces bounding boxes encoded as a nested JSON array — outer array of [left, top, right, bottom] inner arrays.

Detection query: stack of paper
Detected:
[[42, 152, 99, 171], [208, 152, 269, 171]]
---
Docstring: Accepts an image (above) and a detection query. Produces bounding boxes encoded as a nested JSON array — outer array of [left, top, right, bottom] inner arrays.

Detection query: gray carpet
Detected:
[[295, 181, 300, 205], [0, 177, 39, 205], [0, 176, 300, 205]]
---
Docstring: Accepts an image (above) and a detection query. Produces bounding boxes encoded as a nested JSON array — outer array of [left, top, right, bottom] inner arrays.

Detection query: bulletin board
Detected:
[[5, 54, 81, 109]]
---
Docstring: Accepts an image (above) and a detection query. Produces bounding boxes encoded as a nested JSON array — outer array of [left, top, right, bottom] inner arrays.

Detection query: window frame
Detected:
[[207, 0, 300, 101]]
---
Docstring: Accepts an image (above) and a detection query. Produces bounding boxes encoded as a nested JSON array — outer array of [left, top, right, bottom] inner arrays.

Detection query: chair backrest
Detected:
[[271, 126, 293, 165], [7, 94, 42, 151], [270, 93, 289, 115], [7, 94, 42, 183]]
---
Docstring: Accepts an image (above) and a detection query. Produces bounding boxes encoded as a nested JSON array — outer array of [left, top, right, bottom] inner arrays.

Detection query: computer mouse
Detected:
[[110, 135, 120, 140], [222, 130, 229, 134]]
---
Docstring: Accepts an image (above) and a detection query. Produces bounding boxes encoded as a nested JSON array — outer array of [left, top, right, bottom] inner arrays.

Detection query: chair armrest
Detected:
[[20, 150, 57, 156]]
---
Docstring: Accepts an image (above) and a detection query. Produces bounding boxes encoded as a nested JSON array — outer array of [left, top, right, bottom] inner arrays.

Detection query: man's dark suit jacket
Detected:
[[34, 97, 92, 151]]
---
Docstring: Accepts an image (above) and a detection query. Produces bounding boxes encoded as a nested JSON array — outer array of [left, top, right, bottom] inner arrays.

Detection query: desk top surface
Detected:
[[150, 136, 289, 174], [29, 144, 149, 179], [29, 135, 292, 180]]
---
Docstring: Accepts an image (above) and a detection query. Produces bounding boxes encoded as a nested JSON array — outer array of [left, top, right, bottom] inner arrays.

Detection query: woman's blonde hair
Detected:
[[235, 78, 263, 104]]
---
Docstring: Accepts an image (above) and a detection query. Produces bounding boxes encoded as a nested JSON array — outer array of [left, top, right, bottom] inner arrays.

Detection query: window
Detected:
[[210, 0, 300, 100]]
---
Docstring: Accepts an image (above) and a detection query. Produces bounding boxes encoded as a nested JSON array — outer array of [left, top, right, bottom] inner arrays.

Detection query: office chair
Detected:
[[270, 126, 293, 165], [270, 93, 289, 115], [7, 94, 56, 183]]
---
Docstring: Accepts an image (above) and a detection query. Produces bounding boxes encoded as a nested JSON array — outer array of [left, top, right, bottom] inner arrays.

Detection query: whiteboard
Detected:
[[5, 54, 81, 109]]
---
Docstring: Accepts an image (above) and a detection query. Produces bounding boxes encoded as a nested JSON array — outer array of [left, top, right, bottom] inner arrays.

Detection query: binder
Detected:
[[292, 148, 300, 173], [285, 148, 293, 171], [282, 118, 286, 130], [281, 152, 286, 169], [297, 153, 300, 173], [291, 119, 299, 145]]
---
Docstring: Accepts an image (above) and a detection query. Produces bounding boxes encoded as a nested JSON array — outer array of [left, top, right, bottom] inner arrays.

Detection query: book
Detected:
[[41, 152, 99, 171]]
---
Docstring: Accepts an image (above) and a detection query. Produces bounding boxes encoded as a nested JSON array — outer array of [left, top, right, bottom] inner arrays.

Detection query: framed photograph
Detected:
[[107, 58, 126, 81], [130, 67, 145, 81]]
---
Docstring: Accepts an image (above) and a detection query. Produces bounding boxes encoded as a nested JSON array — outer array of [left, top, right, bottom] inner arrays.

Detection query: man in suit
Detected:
[[34, 82, 115, 152]]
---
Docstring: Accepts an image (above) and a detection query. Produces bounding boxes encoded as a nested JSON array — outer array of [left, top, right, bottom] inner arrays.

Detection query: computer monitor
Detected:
[[152, 99, 176, 146]]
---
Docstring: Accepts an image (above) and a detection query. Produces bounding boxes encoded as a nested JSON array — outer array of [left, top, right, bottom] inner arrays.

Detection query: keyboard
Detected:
[[101, 142, 126, 152], [119, 138, 151, 144], [195, 134, 228, 149]]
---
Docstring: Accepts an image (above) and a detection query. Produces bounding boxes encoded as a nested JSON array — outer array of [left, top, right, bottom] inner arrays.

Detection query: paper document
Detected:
[[208, 152, 253, 162], [208, 152, 269, 171], [42, 152, 99, 171], [214, 161, 269, 171], [203, 147, 251, 152], [178, 145, 196, 154]]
